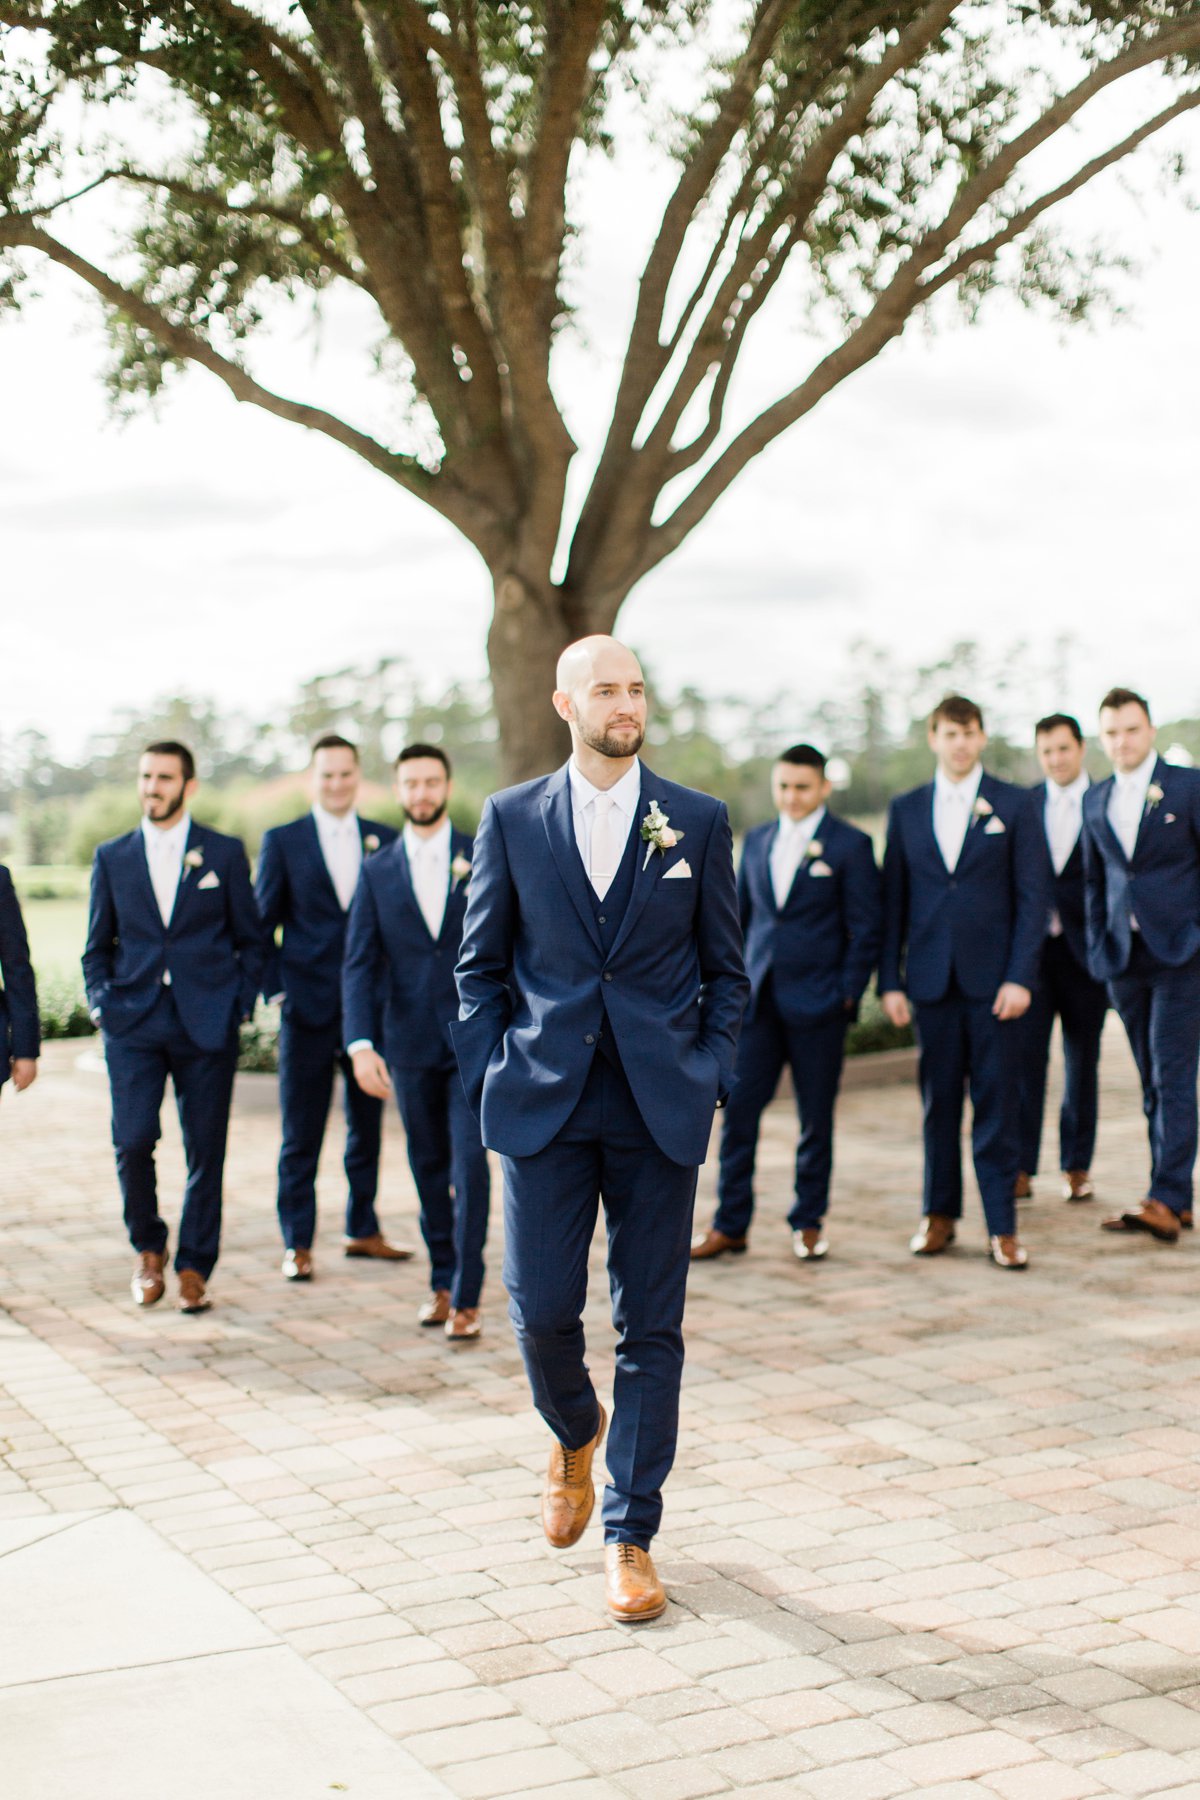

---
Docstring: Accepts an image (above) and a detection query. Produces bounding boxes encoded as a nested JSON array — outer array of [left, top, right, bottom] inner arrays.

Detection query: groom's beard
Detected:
[[405, 800, 447, 826], [578, 720, 645, 760], [143, 793, 186, 824]]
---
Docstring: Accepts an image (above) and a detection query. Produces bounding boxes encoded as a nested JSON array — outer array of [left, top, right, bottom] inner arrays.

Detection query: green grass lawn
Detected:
[[20, 894, 89, 979]]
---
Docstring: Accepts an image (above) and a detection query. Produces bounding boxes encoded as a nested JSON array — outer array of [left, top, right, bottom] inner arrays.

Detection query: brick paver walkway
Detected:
[[5, 1025, 1200, 1798]]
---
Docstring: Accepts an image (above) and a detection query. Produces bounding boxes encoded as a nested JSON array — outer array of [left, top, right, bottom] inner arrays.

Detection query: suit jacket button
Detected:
[[585, 1033, 595, 1045], [603, 972, 613, 982], [598, 914, 607, 924]]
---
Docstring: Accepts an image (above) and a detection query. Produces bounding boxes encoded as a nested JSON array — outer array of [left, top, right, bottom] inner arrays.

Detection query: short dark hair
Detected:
[[775, 743, 827, 774], [142, 740, 195, 782], [311, 733, 359, 762], [1035, 712, 1083, 744], [930, 694, 985, 732], [1099, 686, 1151, 721], [396, 742, 452, 776]]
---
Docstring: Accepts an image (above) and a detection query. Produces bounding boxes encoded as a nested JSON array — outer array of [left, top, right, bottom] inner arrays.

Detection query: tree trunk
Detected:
[[487, 571, 574, 785]]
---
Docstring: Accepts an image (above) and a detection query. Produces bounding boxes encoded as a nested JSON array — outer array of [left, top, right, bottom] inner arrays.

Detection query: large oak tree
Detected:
[[3, 2, 1198, 777]]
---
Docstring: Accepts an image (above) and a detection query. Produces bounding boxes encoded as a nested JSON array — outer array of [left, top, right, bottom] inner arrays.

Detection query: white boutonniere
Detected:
[[805, 838, 825, 865], [363, 834, 381, 853], [182, 847, 204, 876], [451, 854, 472, 890], [1146, 783, 1165, 812], [640, 800, 684, 870], [970, 796, 993, 824]]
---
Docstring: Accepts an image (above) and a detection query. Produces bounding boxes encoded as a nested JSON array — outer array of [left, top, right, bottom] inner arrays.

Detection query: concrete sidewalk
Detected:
[[5, 1026, 1200, 1798]]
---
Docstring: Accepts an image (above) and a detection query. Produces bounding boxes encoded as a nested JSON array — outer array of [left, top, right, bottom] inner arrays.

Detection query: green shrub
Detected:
[[846, 987, 915, 1057], [38, 972, 96, 1039]]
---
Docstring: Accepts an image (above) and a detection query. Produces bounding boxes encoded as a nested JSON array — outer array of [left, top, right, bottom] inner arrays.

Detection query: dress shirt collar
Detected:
[[1047, 771, 1090, 805], [404, 818, 451, 858], [934, 763, 984, 808], [141, 813, 191, 856], [1113, 750, 1158, 799], [312, 802, 359, 836], [568, 758, 642, 819], [777, 806, 826, 842]]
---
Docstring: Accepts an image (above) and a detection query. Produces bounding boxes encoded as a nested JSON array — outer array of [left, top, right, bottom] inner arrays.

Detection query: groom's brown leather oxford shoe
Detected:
[[990, 1234, 1029, 1269], [1062, 1170, 1094, 1202], [177, 1270, 211, 1313], [344, 1233, 414, 1260], [1101, 1199, 1181, 1242], [1014, 1171, 1034, 1201], [542, 1404, 607, 1548], [282, 1248, 313, 1281], [689, 1229, 747, 1260], [131, 1252, 166, 1307], [909, 1215, 956, 1256], [605, 1544, 667, 1623]]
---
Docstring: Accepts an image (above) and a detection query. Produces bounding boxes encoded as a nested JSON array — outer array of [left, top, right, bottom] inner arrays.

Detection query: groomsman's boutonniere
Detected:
[[805, 838, 825, 863], [363, 834, 381, 853], [451, 854, 472, 890], [640, 801, 684, 870], [183, 848, 204, 877], [970, 796, 993, 824], [1146, 783, 1165, 812]]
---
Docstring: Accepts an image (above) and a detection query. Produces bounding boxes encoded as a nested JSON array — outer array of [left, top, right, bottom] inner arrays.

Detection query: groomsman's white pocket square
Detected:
[[197, 870, 221, 889], [809, 861, 834, 877], [1166, 813, 1177, 824], [663, 860, 692, 880], [984, 817, 1006, 835]]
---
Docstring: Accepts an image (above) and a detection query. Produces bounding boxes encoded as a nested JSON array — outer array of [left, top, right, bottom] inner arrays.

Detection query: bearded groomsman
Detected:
[[1016, 714, 1108, 1204], [692, 743, 881, 1264], [1083, 688, 1200, 1243], [880, 696, 1049, 1269], [0, 865, 39, 1104], [344, 744, 489, 1343], [256, 735, 408, 1281], [83, 743, 264, 1313]]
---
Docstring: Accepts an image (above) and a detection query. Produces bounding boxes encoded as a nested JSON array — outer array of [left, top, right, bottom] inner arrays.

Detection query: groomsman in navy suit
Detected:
[[454, 637, 747, 1622], [880, 696, 1049, 1269], [1016, 714, 1108, 1204], [692, 743, 881, 1263], [0, 865, 39, 1103], [256, 734, 407, 1281], [1083, 687, 1200, 1243], [344, 743, 489, 1343], [83, 743, 264, 1313]]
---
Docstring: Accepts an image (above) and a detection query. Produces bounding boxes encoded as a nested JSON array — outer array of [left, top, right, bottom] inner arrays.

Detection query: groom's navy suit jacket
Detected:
[[342, 828, 474, 1068], [1082, 757, 1200, 981], [453, 761, 749, 1168], [880, 774, 1049, 1002], [0, 865, 39, 1079], [740, 813, 881, 1021], [256, 813, 397, 1029], [83, 822, 264, 1051]]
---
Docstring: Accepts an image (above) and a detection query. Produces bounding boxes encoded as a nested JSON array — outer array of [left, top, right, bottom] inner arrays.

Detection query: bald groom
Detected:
[[453, 637, 748, 1623]]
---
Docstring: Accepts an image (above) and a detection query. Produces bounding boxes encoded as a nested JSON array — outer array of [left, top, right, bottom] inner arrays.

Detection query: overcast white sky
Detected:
[[3, 48, 1199, 762]]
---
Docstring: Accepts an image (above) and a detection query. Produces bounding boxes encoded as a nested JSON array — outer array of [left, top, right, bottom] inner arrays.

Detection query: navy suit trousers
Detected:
[[1109, 939, 1200, 1215], [276, 1016, 383, 1249], [105, 988, 238, 1278], [1017, 936, 1108, 1177], [391, 1058, 490, 1308], [501, 1051, 698, 1548], [912, 982, 1020, 1237], [715, 984, 847, 1234]]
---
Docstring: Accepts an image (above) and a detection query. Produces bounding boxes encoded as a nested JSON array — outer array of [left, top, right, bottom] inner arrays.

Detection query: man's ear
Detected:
[[552, 690, 573, 725]]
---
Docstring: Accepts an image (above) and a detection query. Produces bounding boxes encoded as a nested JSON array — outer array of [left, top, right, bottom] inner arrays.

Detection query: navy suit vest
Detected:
[[586, 810, 641, 1068]]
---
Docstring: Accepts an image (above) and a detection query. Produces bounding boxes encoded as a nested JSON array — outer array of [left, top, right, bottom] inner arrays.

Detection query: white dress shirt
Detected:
[[567, 760, 641, 896], [404, 818, 452, 941], [1108, 750, 1157, 862], [141, 813, 191, 927], [313, 803, 363, 912], [770, 806, 827, 910], [933, 764, 984, 873], [1044, 771, 1089, 937]]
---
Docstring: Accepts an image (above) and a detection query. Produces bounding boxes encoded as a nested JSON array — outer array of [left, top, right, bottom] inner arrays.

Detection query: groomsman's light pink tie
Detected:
[[589, 795, 621, 899]]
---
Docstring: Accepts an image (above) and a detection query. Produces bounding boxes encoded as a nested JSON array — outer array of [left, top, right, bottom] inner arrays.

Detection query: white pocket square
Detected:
[[197, 870, 221, 889], [663, 860, 692, 881], [1165, 814, 1177, 824], [808, 861, 834, 877], [983, 817, 1006, 835]]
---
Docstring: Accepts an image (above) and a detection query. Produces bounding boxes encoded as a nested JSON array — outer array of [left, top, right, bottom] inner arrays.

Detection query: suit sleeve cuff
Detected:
[[345, 1039, 374, 1057]]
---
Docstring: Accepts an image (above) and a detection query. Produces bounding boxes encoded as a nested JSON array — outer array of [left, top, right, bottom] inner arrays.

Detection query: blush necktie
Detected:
[[589, 795, 622, 900]]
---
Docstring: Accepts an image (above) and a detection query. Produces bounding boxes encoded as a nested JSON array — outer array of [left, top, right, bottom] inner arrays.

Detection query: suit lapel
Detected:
[[953, 774, 996, 875], [395, 834, 436, 944], [780, 809, 831, 911], [167, 821, 201, 931], [305, 812, 345, 910], [541, 769, 604, 955], [914, 785, 948, 874], [609, 765, 672, 960], [129, 830, 164, 931], [1131, 757, 1167, 862], [762, 823, 782, 915]]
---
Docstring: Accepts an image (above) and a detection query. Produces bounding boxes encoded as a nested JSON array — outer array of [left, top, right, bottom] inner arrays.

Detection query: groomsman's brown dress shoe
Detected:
[[419, 1290, 451, 1326], [343, 1233, 414, 1261], [689, 1228, 747, 1260], [446, 1308, 482, 1343], [909, 1215, 956, 1256], [1062, 1170, 1094, 1202], [793, 1228, 828, 1261], [282, 1248, 313, 1281], [605, 1544, 667, 1623], [1101, 1199, 1181, 1242], [542, 1404, 607, 1548], [990, 1234, 1029, 1269], [1182, 1211, 1194, 1230], [131, 1252, 166, 1307], [1014, 1171, 1033, 1201], [177, 1270, 211, 1313]]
